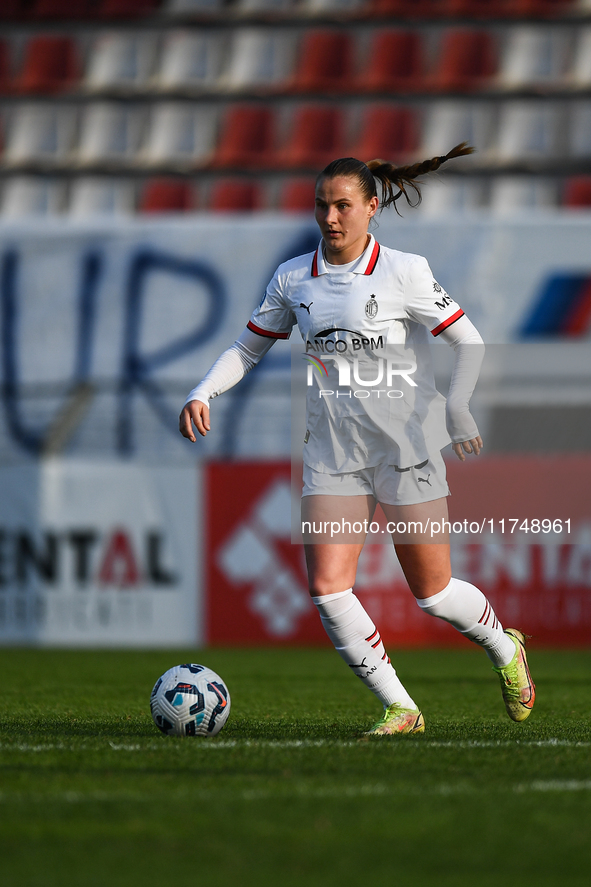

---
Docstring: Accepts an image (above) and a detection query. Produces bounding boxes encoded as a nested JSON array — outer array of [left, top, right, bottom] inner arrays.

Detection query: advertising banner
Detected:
[[205, 459, 591, 647], [1, 215, 591, 464], [0, 461, 202, 646]]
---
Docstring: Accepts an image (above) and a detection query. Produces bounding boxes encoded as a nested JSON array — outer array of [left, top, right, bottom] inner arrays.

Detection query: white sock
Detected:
[[416, 577, 516, 667], [312, 588, 418, 710]]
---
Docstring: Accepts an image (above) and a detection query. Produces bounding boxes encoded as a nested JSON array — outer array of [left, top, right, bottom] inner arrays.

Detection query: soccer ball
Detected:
[[150, 663, 231, 737]]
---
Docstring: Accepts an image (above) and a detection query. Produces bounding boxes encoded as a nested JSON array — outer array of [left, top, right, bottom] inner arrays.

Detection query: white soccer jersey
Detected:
[[248, 234, 466, 473]]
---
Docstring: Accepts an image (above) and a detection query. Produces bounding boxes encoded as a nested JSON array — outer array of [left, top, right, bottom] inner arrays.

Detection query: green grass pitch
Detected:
[[0, 646, 590, 887]]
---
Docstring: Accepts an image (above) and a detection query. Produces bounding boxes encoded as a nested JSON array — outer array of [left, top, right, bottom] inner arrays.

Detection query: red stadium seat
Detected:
[[213, 105, 276, 169], [30, 0, 102, 17], [349, 105, 419, 164], [279, 178, 317, 212], [442, 0, 512, 15], [429, 29, 497, 92], [356, 31, 425, 93], [278, 106, 346, 170], [368, 0, 445, 16], [139, 179, 196, 213], [291, 31, 355, 93], [15, 35, 80, 93], [506, 0, 575, 16], [208, 180, 265, 212], [563, 177, 591, 209], [0, 1, 29, 19], [99, 0, 161, 16], [0, 40, 10, 93]]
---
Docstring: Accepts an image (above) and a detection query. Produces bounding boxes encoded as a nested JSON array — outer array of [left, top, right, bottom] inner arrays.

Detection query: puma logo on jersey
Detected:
[[348, 658, 368, 670], [300, 302, 313, 314], [418, 474, 432, 486]]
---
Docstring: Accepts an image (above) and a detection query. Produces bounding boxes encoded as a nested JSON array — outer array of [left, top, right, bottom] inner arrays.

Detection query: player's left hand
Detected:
[[452, 436, 483, 462]]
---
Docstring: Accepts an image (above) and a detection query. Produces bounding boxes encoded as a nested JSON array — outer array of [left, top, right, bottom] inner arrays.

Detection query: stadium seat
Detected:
[[1, 177, 65, 216], [490, 176, 558, 214], [15, 36, 80, 94], [69, 177, 137, 216], [156, 30, 226, 91], [429, 29, 497, 92], [0, 40, 10, 94], [368, 0, 445, 16], [221, 29, 296, 91], [30, 0, 102, 17], [140, 103, 218, 167], [291, 31, 355, 93], [568, 27, 591, 88], [76, 103, 145, 165], [414, 179, 485, 215], [163, 0, 225, 13], [139, 178, 196, 212], [208, 179, 265, 211], [349, 105, 419, 163], [494, 101, 560, 161], [213, 105, 276, 168], [98, 0, 161, 17], [0, 1, 29, 19], [497, 26, 570, 89], [568, 100, 591, 158], [278, 178, 316, 212], [301, 0, 367, 11], [85, 32, 157, 91], [441, 1, 511, 15], [505, 0, 576, 16], [277, 105, 346, 169], [421, 101, 494, 161], [356, 30, 425, 93], [236, 0, 296, 11], [562, 177, 591, 208], [4, 103, 77, 165]]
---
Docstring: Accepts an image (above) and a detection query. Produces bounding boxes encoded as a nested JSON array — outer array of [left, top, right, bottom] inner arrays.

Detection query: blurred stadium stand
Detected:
[[0, 0, 590, 214]]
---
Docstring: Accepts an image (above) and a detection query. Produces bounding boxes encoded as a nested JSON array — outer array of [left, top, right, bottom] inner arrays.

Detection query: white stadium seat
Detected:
[[568, 100, 591, 158], [68, 177, 137, 217], [76, 103, 147, 166], [155, 30, 226, 92], [4, 104, 77, 166], [414, 179, 486, 216], [1, 177, 66, 217], [567, 27, 591, 89], [85, 32, 158, 92], [139, 103, 218, 166], [420, 101, 495, 162], [497, 26, 571, 89], [235, 0, 297, 10], [494, 101, 562, 161], [163, 0, 225, 13], [490, 176, 558, 214], [220, 29, 297, 90]]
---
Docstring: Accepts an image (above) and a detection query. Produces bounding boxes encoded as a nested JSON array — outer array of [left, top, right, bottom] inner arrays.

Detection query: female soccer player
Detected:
[[179, 145, 535, 735]]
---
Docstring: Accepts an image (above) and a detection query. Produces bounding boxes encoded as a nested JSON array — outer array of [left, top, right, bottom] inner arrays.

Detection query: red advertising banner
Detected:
[[205, 458, 591, 647]]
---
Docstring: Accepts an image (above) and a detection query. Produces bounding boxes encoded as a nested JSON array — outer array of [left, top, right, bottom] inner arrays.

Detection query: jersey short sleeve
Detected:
[[247, 266, 297, 340], [404, 255, 464, 337]]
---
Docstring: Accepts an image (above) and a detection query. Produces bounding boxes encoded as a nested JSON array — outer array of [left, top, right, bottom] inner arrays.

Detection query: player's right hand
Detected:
[[179, 400, 210, 441]]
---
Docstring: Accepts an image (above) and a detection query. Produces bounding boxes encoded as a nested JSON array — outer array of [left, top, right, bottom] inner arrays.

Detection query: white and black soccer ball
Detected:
[[150, 663, 231, 737]]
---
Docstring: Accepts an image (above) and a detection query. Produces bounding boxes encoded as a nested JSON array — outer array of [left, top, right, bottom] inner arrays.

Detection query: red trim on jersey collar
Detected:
[[431, 308, 465, 337], [311, 238, 381, 277], [365, 239, 380, 275], [247, 320, 290, 340]]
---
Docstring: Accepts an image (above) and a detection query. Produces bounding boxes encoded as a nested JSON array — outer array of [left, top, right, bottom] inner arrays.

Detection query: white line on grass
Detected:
[[0, 738, 589, 754], [0, 737, 590, 753], [2, 780, 591, 805]]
